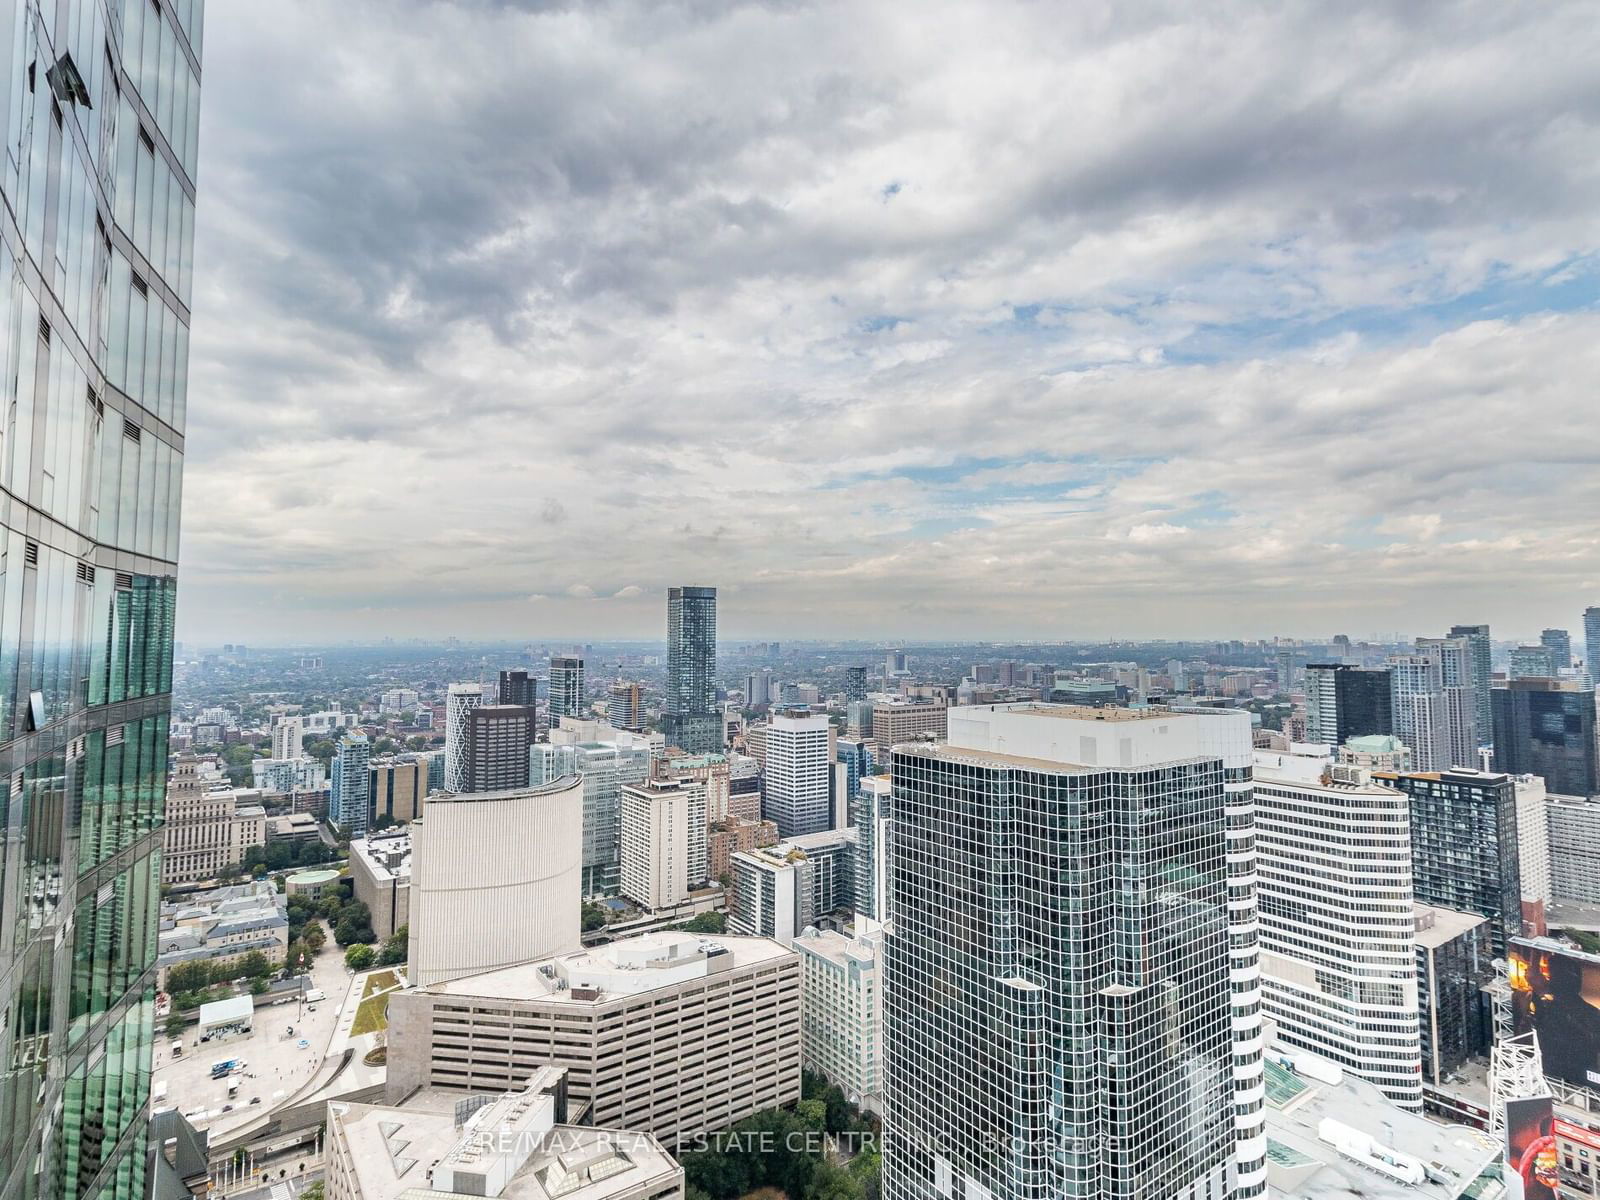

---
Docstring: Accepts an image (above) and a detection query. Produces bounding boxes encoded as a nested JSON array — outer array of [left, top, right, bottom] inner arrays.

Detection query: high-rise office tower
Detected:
[[1378, 767, 1522, 956], [844, 666, 868, 702], [1303, 663, 1392, 745], [548, 655, 584, 727], [1252, 752, 1422, 1108], [462, 704, 536, 793], [0, 6, 203, 1196], [663, 585, 720, 753], [1540, 628, 1573, 670], [1492, 680, 1599, 798], [1586, 607, 1600, 669], [1415, 636, 1479, 764], [762, 711, 834, 838], [606, 680, 644, 731], [332, 731, 373, 837], [444, 682, 483, 792], [1448, 624, 1492, 747], [883, 704, 1265, 1200], [498, 667, 536, 707]]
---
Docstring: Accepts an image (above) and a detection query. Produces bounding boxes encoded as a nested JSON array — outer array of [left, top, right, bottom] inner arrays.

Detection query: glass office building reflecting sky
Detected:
[[664, 585, 720, 753], [0, 2, 202, 1197], [883, 705, 1265, 1200]]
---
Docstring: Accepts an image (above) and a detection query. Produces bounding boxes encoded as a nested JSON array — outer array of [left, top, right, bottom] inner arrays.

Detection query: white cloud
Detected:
[[176, 0, 1600, 640]]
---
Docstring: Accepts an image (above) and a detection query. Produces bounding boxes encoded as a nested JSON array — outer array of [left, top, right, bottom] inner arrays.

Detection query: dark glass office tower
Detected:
[[548, 655, 584, 727], [1448, 624, 1492, 747], [843, 665, 867, 702], [663, 585, 720, 753], [497, 667, 536, 707], [462, 705, 536, 793], [1585, 608, 1600, 671], [1381, 768, 1522, 956], [1492, 680, 1599, 798], [0, 4, 202, 1199], [1304, 663, 1392, 745]]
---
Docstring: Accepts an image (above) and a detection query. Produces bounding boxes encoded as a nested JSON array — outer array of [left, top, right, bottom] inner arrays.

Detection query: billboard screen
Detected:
[[1505, 1095, 1557, 1200], [1509, 940, 1600, 1089]]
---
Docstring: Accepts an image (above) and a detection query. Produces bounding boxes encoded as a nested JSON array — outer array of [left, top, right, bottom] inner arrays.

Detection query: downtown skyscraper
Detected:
[[883, 704, 1265, 1200], [0, 3, 203, 1198], [662, 585, 721, 753]]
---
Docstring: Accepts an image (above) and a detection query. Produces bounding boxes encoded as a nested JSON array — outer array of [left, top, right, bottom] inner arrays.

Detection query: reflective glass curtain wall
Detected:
[[0, 2, 201, 1198]]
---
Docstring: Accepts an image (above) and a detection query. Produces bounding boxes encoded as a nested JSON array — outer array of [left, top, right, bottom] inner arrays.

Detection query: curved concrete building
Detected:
[[407, 777, 584, 987]]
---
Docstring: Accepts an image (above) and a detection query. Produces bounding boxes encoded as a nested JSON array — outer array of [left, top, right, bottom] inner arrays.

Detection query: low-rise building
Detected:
[[1260, 1036, 1501, 1200], [156, 882, 288, 987], [265, 811, 322, 846], [350, 830, 413, 942], [328, 1065, 682, 1200], [794, 927, 881, 1114], [386, 931, 801, 1145], [1337, 734, 1413, 773]]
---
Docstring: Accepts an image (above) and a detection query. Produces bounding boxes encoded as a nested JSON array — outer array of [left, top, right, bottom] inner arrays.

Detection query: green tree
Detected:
[[345, 943, 376, 971], [806, 1161, 865, 1200], [581, 902, 609, 932], [679, 911, 725, 934], [164, 1013, 186, 1037], [378, 926, 409, 966], [334, 900, 374, 946], [303, 921, 327, 954], [237, 950, 273, 980]]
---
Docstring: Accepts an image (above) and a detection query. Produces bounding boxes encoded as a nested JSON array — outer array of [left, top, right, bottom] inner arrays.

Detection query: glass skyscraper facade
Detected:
[[1382, 767, 1522, 956], [1303, 662, 1392, 746], [0, 2, 202, 1197], [663, 585, 720, 753], [882, 705, 1264, 1200], [1492, 680, 1599, 799]]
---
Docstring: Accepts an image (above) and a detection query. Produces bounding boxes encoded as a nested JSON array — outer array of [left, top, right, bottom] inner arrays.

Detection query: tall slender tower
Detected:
[[883, 704, 1265, 1200], [1448, 624, 1492, 747], [663, 585, 720, 753], [444, 682, 484, 792], [0, 4, 203, 1197], [548, 655, 585, 727]]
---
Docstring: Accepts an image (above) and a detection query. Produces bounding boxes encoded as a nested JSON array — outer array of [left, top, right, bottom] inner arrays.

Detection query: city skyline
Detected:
[[176, 0, 1600, 641]]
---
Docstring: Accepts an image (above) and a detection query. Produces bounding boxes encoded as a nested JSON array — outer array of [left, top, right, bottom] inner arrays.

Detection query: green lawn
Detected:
[[351, 968, 403, 1035]]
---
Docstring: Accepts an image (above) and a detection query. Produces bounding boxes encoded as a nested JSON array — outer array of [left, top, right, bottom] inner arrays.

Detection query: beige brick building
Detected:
[[387, 931, 801, 1145], [161, 754, 266, 885]]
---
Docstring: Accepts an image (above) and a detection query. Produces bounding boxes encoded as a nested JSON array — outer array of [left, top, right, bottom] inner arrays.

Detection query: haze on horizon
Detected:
[[180, 1, 1600, 644]]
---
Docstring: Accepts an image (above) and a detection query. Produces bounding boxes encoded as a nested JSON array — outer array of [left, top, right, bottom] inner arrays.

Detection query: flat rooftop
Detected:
[[1415, 903, 1489, 950], [419, 931, 794, 1003], [332, 1076, 679, 1200], [892, 740, 1099, 775], [1264, 1040, 1501, 1200], [984, 703, 1169, 723]]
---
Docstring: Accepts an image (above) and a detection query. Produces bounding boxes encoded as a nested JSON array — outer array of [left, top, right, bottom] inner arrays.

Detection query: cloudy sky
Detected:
[[178, 0, 1600, 644]]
